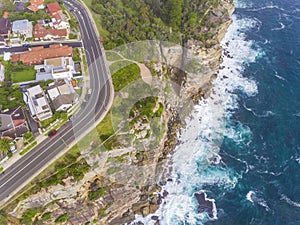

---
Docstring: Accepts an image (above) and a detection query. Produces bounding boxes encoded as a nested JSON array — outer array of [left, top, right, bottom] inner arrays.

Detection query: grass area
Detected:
[[110, 61, 140, 92], [105, 51, 122, 61], [0, 167, 3, 173], [11, 66, 36, 83], [19, 141, 37, 156], [96, 112, 114, 144], [109, 60, 133, 75], [0, 210, 7, 224]]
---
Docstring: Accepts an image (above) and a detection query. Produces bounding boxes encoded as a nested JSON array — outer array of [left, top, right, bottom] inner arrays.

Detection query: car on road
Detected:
[[22, 44, 31, 47], [48, 130, 57, 138]]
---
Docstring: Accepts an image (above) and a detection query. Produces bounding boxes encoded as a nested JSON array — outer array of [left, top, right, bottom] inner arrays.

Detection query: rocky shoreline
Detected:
[[3, 1, 235, 224], [127, 2, 235, 224]]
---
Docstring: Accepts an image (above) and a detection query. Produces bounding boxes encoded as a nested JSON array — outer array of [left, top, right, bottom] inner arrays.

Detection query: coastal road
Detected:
[[0, 0, 113, 205]]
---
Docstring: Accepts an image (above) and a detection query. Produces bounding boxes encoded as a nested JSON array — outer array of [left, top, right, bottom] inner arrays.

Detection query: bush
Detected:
[[88, 187, 106, 200], [20, 208, 39, 225], [69, 33, 78, 39], [41, 212, 51, 221], [55, 213, 69, 223]]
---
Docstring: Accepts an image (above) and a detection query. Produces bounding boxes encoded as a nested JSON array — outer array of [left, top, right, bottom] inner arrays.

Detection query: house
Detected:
[[15, 2, 25, 12], [46, 2, 62, 17], [12, 19, 33, 38], [27, 5, 39, 13], [52, 13, 70, 30], [47, 79, 78, 111], [23, 85, 53, 121], [30, 0, 44, 9], [0, 106, 30, 139], [0, 62, 4, 82], [27, 0, 44, 12], [35, 57, 75, 81], [0, 18, 12, 38], [33, 23, 67, 40], [11, 44, 72, 65]]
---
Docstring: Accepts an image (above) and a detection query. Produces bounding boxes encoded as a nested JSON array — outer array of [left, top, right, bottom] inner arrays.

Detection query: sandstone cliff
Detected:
[[3, 1, 234, 224]]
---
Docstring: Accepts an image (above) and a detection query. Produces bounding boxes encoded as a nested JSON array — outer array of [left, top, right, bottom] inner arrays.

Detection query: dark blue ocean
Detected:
[[209, 0, 300, 224], [131, 0, 300, 224]]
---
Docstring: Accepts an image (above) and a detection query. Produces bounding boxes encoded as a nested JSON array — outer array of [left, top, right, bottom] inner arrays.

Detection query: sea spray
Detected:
[[130, 13, 262, 225]]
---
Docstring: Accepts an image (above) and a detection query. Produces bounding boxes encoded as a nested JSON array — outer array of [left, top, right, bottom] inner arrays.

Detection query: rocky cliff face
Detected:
[[4, 1, 234, 225]]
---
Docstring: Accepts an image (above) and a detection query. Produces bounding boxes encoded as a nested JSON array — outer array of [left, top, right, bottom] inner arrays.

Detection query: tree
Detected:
[[0, 138, 12, 154], [162, 0, 184, 29]]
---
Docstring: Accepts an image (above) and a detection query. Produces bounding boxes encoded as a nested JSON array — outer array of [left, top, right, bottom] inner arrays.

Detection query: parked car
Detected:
[[48, 130, 57, 138], [4, 45, 11, 49]]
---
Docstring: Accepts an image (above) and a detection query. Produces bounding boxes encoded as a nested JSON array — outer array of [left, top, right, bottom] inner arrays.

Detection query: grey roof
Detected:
[[52, 93, 75, 110], [0, 106, 29, 139], [0, 18, 12, 35], [0, 114, 14, 132], [12, 19, 30, 32], [15, 2, 25, 12]]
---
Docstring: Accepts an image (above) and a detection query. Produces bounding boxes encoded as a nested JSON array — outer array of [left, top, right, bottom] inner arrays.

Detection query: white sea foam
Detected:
[[272, 22, 286, 31], [243, 103, 275, 118], [130, 13, 261, 225], [246, 191, 255, 203], [246, 191, 270, 211], [274, 70, 286, 81], [280, 194, 300, 208]]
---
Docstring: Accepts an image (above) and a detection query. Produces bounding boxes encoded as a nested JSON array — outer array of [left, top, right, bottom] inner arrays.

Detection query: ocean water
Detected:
[[131, 0, 300, 224]]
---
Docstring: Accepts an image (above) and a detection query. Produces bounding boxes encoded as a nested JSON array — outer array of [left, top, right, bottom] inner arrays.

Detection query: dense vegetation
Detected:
[[0, 86, 24, 110], [89, 0, 230, 49]]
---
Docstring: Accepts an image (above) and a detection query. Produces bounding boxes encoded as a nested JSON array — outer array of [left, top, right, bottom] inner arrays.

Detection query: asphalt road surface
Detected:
[[0, 0, 113, 205], [0, 41, 82, 54]]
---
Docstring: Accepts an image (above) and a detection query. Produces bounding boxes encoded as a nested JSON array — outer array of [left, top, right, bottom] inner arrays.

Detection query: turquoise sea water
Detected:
[[131, 0, 300, 224]]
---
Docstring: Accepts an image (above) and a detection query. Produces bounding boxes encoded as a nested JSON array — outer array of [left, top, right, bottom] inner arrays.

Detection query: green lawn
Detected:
[[11, 67, 36, 83], [110, 61, 140, 92], [105, 52, 122, 61]]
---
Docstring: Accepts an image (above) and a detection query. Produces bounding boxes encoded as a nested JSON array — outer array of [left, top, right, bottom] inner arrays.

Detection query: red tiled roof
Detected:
[[27, 5, 39, 12], [33, 23, 67, 39], [30, 0, 44, 6], [2, 12, 10, 19], [46, 2, 62, 15], [11, 44, 72, 65], [54, 13, 61, 22]]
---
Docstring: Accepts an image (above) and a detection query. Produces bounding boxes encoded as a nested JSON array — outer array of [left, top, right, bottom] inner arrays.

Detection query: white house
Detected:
[[12, 19, 33, 38], [52, 13, 70, 31], [23, 85, 53, 121], [35, 57, 75, 81], [47, 79, 77, 111]]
